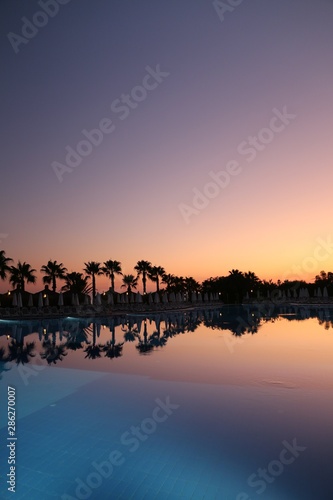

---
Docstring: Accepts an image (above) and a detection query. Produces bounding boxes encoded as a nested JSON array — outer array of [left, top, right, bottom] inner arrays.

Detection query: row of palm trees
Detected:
[[0, 251, 193, 298], [2, 250, 333, 303]]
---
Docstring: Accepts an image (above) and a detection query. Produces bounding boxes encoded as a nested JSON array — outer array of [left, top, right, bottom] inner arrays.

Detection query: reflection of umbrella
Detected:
[[136, 292, 142, 303], [17, 293, 23, 308], [38, 293, 43, 308], [58, 292, 64, 306], [28, 294, 33, 307], [12, 294, 17, 307]]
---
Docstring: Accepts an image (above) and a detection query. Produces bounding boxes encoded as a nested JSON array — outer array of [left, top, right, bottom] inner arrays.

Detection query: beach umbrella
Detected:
[[28, 293, 33, 307], [84, 294, 90, 305], [314, 289, 317, 298], [148, 293, 153, 304], [45, 295, 49, 306], [245, 292, 249, 300], [317, 288, 322, 298], [38, 293, 43, 308], [12, 294, 17, 307], [17, 293, 23, 308], [169, 292, 175, 302], [136, 292, 142, 303], [323, 287, 328, 298], [191, 291, 197, 303], [304, 288, 309, 298], [58, 292, 64, 306], [293, 289, 297, 298], [197, 292, 202, 302], [124, 293, 129, 304], [162, 293, 168, 304], [204, 293, 209, 302], [71, 293, 76, 305], [107, 292, 114, 305], [176, 292, 182, 303], [95, 293, 102, 305], [267, 291, 270, 299], [287, 290, 291, 298], [154, 293, 160, 304]]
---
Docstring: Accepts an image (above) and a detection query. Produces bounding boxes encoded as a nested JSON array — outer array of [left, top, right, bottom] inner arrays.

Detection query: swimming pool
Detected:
[[0, 305, 332, 499]]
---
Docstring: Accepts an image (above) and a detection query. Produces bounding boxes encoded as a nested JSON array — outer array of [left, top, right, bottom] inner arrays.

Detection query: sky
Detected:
[[1, 0, 333, 293]]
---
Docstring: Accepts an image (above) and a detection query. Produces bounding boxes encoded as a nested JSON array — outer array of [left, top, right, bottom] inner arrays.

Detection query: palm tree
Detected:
[[134, 260, 152, 294], [7, 339, 36, 365], [40, 260, 67, 292], [9, 261, 36, 291], [102, 260, 122, 291], [40, 339, 67, 364], [0, 250, 13, 281], [149, 266, 165, 292], [121, 274, 138, 294], [61, 272, 92, 295], [84, 261, 103, 299]]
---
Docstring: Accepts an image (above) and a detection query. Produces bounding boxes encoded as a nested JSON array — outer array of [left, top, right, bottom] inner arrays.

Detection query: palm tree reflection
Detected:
[[84, 323, 103, 359]]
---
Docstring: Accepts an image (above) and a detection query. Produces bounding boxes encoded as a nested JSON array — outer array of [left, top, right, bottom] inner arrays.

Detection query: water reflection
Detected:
[[0, 305, 332, 367]]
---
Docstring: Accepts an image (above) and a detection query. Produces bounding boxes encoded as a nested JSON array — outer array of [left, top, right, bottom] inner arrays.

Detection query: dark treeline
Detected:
[[0, 251, 332, 303]]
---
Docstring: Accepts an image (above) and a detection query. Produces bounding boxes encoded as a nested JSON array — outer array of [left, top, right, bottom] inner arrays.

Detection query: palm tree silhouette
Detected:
[[84, 323, 103, 359], [134, 260, 152, 294], [9, 261, 36, 291], [102, 260, 122, 291], [136, 321, 154, 354], [121, 274, 138, 294], [61, 272, 92, 295], [149, 266, 165, 292], [103, 323, 124, 359], [7, 339, 36, 364], [84, 261, 103, 300], [0, 250, 13, 281], [40, 260, 67, 292], [40, 338, 67, 364]]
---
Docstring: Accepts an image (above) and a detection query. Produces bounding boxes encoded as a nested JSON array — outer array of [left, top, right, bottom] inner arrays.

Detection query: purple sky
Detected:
[[1, 0, 333, 292]]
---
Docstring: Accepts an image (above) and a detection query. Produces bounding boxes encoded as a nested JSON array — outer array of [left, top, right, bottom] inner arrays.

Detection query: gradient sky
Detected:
[[1, 0, 333, 292]]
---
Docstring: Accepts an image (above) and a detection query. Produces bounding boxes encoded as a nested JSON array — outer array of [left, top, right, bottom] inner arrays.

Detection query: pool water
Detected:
[[0, 305, 333, 499]]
